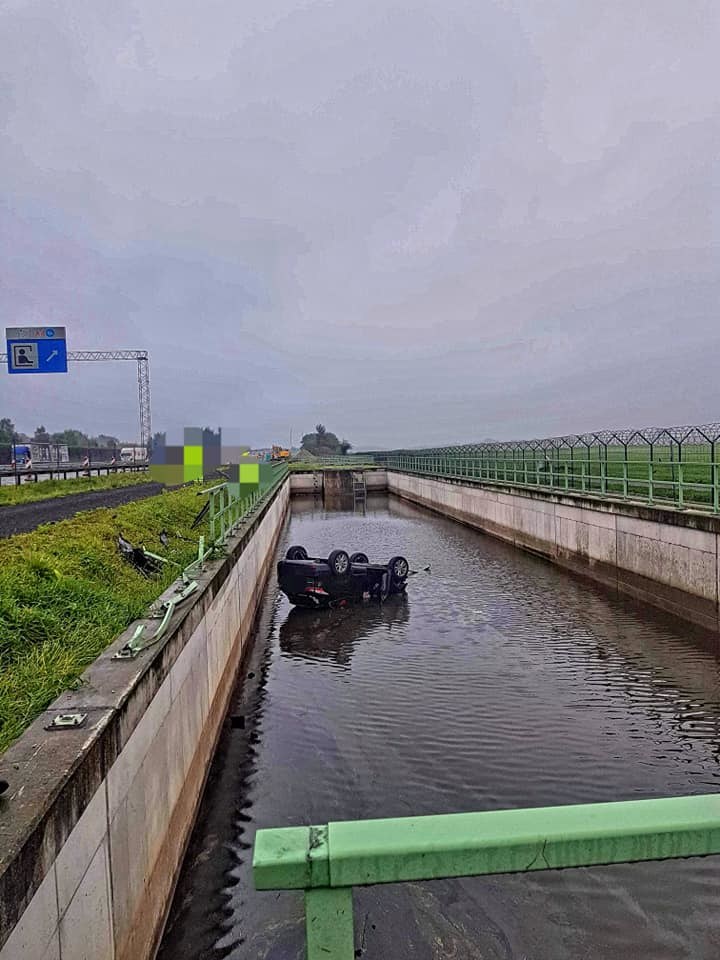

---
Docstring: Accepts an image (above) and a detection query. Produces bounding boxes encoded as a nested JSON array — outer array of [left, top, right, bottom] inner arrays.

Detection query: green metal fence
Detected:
[[254, 794, 720, 959], [367, 422, 720, 512], [204, 460, 289, 545], [113, 461, 289, 660]]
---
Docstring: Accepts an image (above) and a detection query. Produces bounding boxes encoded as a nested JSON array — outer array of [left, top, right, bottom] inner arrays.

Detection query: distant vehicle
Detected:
[[278, 546, 410, 608], [30, 442, 70, 464], [271, 445, 290, 460], [11, 444, 32, 467], [119, 446, 148, 463]]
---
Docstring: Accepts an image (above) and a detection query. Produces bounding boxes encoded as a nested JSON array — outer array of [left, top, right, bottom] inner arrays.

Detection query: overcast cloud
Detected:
[[1, 0, 719, 448]]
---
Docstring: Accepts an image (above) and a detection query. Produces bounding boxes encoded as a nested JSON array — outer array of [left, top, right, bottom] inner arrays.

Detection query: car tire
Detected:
[[388, 556, 409, 585], [286, 545, 308, 561], [349, 552, 369, 564], [327, 549, 351, 576]]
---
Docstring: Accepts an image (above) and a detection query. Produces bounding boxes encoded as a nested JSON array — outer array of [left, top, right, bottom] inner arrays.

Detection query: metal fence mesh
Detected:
[[364, 422, 720, 512]]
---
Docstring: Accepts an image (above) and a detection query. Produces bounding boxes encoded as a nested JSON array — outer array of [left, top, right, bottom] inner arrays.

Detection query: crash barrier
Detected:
[[0, 466, 290, 960], [368, 422, 720, 514], [254, 794, 720, 959], [0, 442, 150, 483], [0, 462, 147, 485], [388, 471, 720, 633]]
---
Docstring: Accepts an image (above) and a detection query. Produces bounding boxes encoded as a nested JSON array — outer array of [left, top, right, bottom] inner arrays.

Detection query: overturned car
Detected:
[[277, 545, 410, 608]]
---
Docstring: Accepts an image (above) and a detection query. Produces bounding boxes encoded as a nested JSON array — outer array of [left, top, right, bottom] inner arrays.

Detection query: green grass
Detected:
[[0, 470, 152, 506], [0, 483, 208, 754], [288, 461, 376, 472]]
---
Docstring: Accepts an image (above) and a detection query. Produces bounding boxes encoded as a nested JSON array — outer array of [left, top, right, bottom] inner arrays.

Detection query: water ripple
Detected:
[[159, 495, 720, 960]]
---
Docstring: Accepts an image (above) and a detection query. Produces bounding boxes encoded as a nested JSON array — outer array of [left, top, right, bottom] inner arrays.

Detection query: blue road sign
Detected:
[[6, 326, 67, 374]]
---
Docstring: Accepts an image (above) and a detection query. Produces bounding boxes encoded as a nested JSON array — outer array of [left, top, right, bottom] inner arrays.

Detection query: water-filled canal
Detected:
[[158, 494, 720, 959]]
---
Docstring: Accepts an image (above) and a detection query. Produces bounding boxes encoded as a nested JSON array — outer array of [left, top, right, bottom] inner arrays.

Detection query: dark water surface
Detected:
[[158, 495, 720, 960]]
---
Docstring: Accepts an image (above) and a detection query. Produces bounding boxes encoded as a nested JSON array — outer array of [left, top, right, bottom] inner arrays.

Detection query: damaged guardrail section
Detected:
[[0, 468, 290, 960], [253, 794, 720, 959]]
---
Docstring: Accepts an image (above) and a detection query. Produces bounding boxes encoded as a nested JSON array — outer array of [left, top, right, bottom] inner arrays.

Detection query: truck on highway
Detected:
[[119, 446, 148, 463]]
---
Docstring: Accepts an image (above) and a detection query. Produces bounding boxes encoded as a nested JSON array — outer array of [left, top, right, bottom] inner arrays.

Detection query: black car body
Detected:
[[277, 546, 409, 608]]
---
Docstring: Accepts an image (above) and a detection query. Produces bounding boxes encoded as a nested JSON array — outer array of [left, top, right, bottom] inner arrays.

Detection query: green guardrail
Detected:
[[379, 452, 720, 513], [112, 462, 290, 661], [254, 794, 720, 958], [204, 461, 289, 544]]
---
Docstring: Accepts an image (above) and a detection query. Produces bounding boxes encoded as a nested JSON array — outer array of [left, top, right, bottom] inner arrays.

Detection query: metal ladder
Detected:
[[352, 471, 367, 512]]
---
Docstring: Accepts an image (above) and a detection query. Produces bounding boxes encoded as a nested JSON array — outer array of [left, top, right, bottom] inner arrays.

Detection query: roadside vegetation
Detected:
[[288, 460, 375, 471], [0, 470, 152, 507], [0, 484, 207, 753], [299, 423, 352, 457]]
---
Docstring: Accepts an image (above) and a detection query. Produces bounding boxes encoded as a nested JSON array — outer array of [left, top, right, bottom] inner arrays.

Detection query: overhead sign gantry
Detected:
[[6, 326, 68, 374]]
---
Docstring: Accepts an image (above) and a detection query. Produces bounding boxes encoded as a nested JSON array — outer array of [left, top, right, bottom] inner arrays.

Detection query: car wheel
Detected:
[[327, 549, 351, 576], [350, 552, 369, 564], [388, 556, 409, 584], [286, 545, 308, 560]]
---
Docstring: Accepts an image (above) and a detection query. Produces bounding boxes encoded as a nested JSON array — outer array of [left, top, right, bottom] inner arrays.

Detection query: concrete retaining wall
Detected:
[[388, 471, 720, 633], [290, 470, 388, 495], [0, 480, 290, 960], [290, 471, 323, 495]]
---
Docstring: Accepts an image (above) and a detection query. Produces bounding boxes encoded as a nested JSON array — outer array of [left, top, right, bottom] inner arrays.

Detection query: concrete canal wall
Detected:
[[0, 480, 290, 960], [388, 471, 720, 634], [290, 469, 388, 495]]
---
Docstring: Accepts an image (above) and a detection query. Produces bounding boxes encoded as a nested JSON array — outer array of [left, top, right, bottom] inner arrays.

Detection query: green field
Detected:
[[0, 470, 152, 506], [0, 484, 207, 754]]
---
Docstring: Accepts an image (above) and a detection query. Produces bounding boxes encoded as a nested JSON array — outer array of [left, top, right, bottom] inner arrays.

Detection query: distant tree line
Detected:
[[300, 424, 352, 457], [0, 417, 120, 448]]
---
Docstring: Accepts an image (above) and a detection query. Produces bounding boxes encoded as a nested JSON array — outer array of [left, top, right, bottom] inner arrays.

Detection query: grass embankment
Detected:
[[0, 470, 152, 507], [0, 484, 207, 754], [287, 461, 376, 472]]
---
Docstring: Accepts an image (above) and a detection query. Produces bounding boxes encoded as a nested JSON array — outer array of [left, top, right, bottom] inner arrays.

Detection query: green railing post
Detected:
[[305, 888, 354, 960], [622, 460, 628, 499], [678, 462, 684, 508], [648, 461, 654, 505], [581, 460, 586, 493], [713, 461, 719, 513]]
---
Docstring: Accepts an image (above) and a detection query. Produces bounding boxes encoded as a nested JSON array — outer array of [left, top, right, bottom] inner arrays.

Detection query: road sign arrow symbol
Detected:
[[46, 350, 59, 362]]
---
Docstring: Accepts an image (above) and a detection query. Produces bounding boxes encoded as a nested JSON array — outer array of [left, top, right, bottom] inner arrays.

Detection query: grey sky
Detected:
[[1, 0, 718, 448]]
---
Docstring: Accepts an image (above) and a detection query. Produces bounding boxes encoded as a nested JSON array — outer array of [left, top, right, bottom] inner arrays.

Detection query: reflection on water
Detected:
[[159, 495, 720, 960], [279, 596, 410, 667]]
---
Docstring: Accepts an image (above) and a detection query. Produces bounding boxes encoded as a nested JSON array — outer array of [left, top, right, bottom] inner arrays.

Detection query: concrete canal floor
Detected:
[[158, 494, 720, 960]]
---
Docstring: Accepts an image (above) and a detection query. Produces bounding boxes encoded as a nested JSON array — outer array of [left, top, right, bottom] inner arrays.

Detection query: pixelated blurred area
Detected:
[[149, 428, 271, 497]]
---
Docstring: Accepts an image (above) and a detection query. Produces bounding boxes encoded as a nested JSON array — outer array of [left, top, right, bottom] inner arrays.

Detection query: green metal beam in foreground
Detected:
[[254, 795, 720, 958]]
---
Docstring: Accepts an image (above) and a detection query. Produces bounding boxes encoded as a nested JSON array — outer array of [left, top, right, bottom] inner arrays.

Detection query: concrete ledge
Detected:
[[387, 471, 720, 635], [0, 479, 290, 960]]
